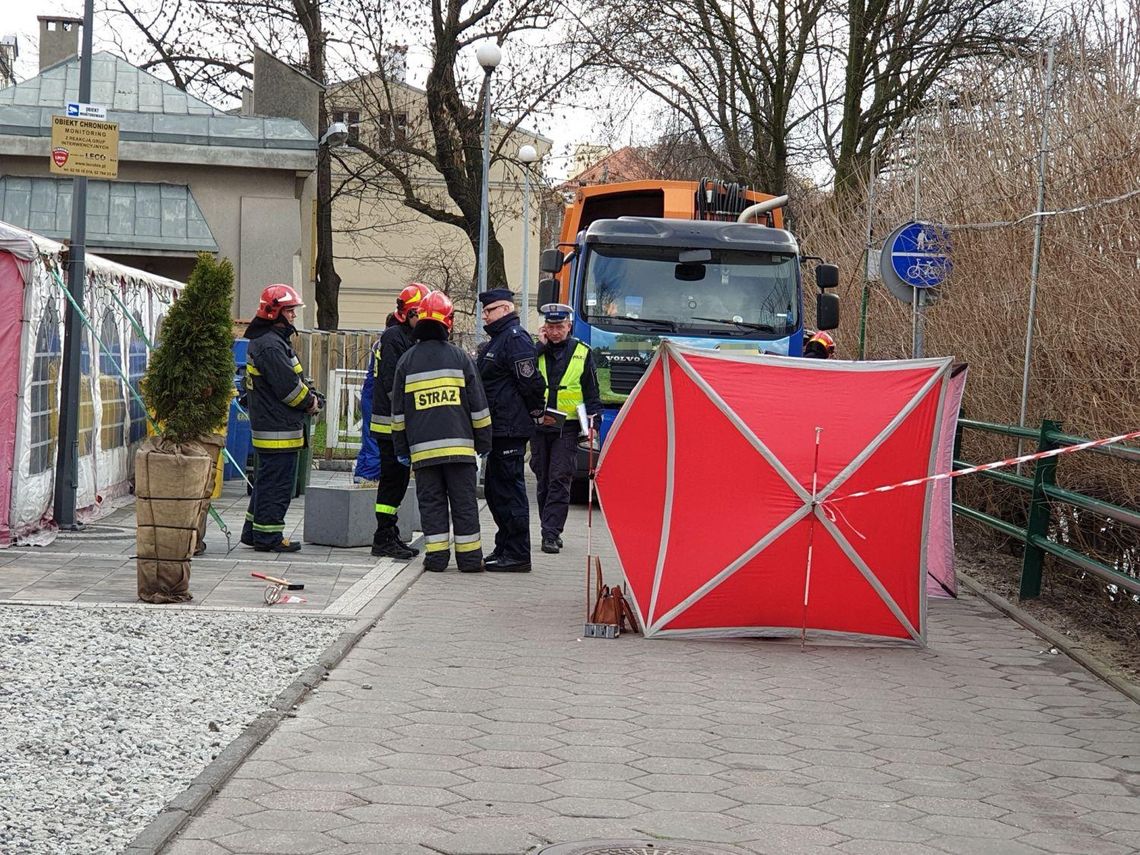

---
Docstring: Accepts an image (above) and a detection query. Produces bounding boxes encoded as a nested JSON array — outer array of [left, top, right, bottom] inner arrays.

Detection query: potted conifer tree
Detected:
[[135, 253, 235, 603]]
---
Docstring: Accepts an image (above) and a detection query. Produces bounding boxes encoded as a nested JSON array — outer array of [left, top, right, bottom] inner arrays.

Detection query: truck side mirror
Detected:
[[816, 263, 839, 289], [537, 278, 559, 308], [816, 292, 840, 331], [539, 249, 563, 274]]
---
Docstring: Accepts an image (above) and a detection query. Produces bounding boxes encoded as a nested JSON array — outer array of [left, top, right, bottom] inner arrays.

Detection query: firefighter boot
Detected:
[[371, 521, 416, 560]]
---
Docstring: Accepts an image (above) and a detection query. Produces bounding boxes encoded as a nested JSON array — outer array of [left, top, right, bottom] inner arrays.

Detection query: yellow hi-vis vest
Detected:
[[538, 341, 588, 419]]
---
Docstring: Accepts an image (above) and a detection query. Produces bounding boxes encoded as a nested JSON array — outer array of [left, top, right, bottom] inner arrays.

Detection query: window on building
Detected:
[[377, 110, 408, 144], [29, 301, 62, 475], [330, 109, 360, 143], [99, 311, 126, 450], [128, 312, 148, 443]]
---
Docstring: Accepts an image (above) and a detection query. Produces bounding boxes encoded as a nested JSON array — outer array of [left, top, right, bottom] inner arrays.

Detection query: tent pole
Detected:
[[585, 417, 597, 623], [801, 427, 823, 650]]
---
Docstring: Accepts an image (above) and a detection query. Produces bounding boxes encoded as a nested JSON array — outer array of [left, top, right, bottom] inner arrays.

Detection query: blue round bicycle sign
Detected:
[[888, 221, 952, 289]]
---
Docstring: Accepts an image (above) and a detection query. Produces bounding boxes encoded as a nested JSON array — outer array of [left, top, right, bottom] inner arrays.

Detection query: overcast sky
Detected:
[[2, 1, 656, 182]]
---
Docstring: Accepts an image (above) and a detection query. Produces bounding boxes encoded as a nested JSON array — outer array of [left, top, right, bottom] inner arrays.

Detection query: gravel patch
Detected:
[[0, 604, 346, 854]]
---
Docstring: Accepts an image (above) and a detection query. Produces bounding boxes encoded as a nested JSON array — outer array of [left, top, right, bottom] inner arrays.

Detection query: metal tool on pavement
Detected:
[[250, 571, 305, 606]]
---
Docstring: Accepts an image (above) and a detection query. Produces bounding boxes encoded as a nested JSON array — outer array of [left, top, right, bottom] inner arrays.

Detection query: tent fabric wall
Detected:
[[595, 341, 957, 645], [927, 365, 969, 598], [0, 251, 24, 546], [0, 220, 183, 545]]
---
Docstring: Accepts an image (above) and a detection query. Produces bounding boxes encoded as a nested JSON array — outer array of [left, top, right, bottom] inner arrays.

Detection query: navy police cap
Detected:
[[478, 288, 515, 307], [539, 302, 574, 322]]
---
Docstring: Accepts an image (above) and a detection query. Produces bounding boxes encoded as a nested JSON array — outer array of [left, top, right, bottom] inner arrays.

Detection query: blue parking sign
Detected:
[[889, 222, 951, 289]]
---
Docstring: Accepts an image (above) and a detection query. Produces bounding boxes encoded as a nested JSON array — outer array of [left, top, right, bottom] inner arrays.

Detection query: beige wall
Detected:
[[326, 76, 551, 331], [0, 154, 314, 320], [333, 169, 545, 332]]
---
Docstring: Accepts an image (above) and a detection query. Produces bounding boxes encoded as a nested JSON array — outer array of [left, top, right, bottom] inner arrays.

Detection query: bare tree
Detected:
[[104, 0, 608, 325], [822, 0, 1046, 202], [588, 0, 1044, 202], [331, 0, 609, 312], [584, 0, 829, 194]]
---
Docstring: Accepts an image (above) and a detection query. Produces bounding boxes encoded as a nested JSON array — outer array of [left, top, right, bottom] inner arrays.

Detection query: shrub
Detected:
[[141, 253, 235, 443]]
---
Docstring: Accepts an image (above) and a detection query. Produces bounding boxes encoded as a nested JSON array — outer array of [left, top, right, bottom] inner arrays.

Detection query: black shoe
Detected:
[[485, 559, 531, 573], [254, 539, 301, 553], [372, 539, 416, 560], [556, 536, 563, 549], [541, 537, 560, 554], [394, 536, 420, 556], [460, 562, 485, 573]]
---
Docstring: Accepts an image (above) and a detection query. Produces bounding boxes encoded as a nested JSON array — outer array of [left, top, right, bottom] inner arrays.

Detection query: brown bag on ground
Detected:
[[590, 558, 640, 633]]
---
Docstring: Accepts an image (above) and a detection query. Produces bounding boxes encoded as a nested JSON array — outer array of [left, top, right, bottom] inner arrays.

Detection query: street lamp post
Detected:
[[475, 42, 501, 300], [517, 144, 538, 328]]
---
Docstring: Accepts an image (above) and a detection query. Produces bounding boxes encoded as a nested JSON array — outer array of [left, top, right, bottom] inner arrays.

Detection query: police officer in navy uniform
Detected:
[[391, 291, 492, 573], [369, 282, 431, 559], [240, 284, 322, 553], [531, 303, 603, 554], [476, 288, 546, 572]]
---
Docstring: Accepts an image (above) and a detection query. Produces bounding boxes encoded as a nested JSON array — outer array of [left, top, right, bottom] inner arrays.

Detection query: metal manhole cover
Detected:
[[537, 842, 740, 855]]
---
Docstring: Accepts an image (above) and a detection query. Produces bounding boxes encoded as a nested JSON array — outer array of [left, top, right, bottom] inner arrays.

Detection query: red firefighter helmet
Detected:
[[395, 282, 431, 322], [807, 330, 836, 357], [416, 291, 454, 331], [256, 284, 304, 321]]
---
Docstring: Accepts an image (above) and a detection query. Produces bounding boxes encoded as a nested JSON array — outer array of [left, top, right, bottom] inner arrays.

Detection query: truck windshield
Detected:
[[580, 244, 799, 337]]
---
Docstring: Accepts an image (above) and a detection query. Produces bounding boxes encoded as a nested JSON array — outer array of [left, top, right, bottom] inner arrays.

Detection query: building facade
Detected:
[[325, 73, 552, 331], [0, 19, 318, 322]]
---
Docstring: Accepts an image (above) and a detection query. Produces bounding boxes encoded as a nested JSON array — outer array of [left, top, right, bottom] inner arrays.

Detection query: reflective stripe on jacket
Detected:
[[390, 340, 492, 469], [246, 327, 311, 452], [370, 322, 416, 437]]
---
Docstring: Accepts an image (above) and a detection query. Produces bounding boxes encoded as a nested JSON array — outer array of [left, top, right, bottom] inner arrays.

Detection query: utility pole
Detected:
[[53, 0, 94, 529], [1017, 46, 1055, 466]]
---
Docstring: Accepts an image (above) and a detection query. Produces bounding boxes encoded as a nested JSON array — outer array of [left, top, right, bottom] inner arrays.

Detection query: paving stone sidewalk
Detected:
[[0, 472, 389, 615], [164, 497, 1140, 855]]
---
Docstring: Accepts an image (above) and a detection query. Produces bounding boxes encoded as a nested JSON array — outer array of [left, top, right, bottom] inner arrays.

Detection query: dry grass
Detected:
[[796, 9, 1140, 613], [799, 16, 1140, 502]]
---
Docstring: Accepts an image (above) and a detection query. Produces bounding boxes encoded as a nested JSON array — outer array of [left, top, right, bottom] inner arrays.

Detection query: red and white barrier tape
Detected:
[[827, 429, 1140, 505]]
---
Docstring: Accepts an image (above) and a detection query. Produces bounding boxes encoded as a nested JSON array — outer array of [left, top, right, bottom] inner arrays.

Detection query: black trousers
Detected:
[[485, 436, 531, 562], [416, 462, 482, 571], [242, 450, 297, 548], [374, 436, 411, 537], [530, 429, 578, 540]]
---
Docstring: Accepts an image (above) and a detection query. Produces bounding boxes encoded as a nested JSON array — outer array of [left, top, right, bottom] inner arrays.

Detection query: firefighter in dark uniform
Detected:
[[240, 284, 321, 553], [369, 282, 431, 559], [391, 291, 492, 572], [531, 303, 603, 554], [476, 288, 546, 572]]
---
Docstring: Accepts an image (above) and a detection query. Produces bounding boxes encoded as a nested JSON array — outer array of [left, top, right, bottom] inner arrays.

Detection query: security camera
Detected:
[[319, 121, 350, 148]]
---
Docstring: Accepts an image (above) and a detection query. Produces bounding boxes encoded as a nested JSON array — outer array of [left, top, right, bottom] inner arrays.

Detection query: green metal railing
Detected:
[[953, 418, 1140, 600]]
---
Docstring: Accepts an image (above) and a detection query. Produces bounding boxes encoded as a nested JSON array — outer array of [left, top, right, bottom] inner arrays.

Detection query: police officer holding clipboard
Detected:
[[531, 303, 602, 554]]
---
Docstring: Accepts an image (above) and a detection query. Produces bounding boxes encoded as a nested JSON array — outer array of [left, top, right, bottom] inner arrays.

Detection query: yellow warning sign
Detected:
[[50, 115, 120, 179]]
